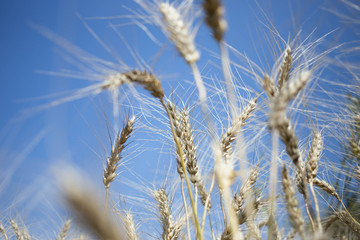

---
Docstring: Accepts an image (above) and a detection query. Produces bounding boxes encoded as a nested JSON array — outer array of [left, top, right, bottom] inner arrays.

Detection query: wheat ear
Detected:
[[166, 101, 191, 238], [232, 167, 259, 222], [221, 98, 257, 161], [103, 70, 164, 100], [335, 211, 360, 238], [180, 109, 210, 208], [64, 178, 125, 240], [103, 116, 135, 216], [306, 131, 323, 232], [203, 0, 227, 42], [263, 74, 276, 98], [312, 177, 360, 234], [166, 101, 187, 178], [103, 116, 135, 189], [58, 219, 71, 240], [10, 220, 22, 240], [154, 188, 182, 240], [281, 166, 305, 239], [0, 224, 8, 240], [159, 3, 199, 65], [278, 46, 292, 90], [123, 212, 138, 240], [161, 100, 203, 240]]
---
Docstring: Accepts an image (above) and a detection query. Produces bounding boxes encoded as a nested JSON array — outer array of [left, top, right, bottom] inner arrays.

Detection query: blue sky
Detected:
[[0, 0, 359, 237]]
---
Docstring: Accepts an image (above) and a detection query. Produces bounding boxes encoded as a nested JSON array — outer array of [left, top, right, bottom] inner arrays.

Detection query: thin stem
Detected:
[[304, 196, 316, 232], [309, 181, 322, 232], [104, 188, 109, 218], [181, 180, 191, 240], [220, 193, 227, 227], [160, 98, 203, 240], [201, 172, 216, 232], [208, 211, 216, 240], [220, 41, 237, 120], [268, 130, 279, 240]]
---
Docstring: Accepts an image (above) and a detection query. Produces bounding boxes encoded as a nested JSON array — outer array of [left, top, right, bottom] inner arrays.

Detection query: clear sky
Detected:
[[0, 0, 358, 238]]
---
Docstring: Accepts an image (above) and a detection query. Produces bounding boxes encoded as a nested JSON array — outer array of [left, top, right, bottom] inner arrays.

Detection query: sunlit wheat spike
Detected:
[[0, 224, 8, 240], [240, 166, 259, 199], [336, 211, 360, 237], [349, 137, 360, 159], [22, 229, 30, 240], [263, 74, 276, 98], [203, 0, 227, 41], [281, 166, 305, 239], [221, 98, 257, 161], [295, 160, 306, 195], [312, 178, 339, 199], [306, 131, 323, 181], [277, 117, 302, 168], [58, 219, 71, 240], [233, 167, 260, 225], [356, 166, 360, 181], [159, 2, 200, 64], [124, 212, 138, 240], [123, 70, 164, 99], [278, 46, 293, 90], [270, 70, 311, 129], [166, 101, 186, 178], [103, 116, 135, 189], [180, 109, 210, 208], [10, 220, 22, 240], [180, 109, 198, 183], [153, 188, 181, 240], [63, 176, 125, 240]]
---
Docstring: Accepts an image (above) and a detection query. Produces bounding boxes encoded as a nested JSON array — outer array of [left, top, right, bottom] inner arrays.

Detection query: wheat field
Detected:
[[1, 0, 360, 239]]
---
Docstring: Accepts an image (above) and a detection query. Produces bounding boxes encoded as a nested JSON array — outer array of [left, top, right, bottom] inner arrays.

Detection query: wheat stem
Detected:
[[181, 180, 191, 240]]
